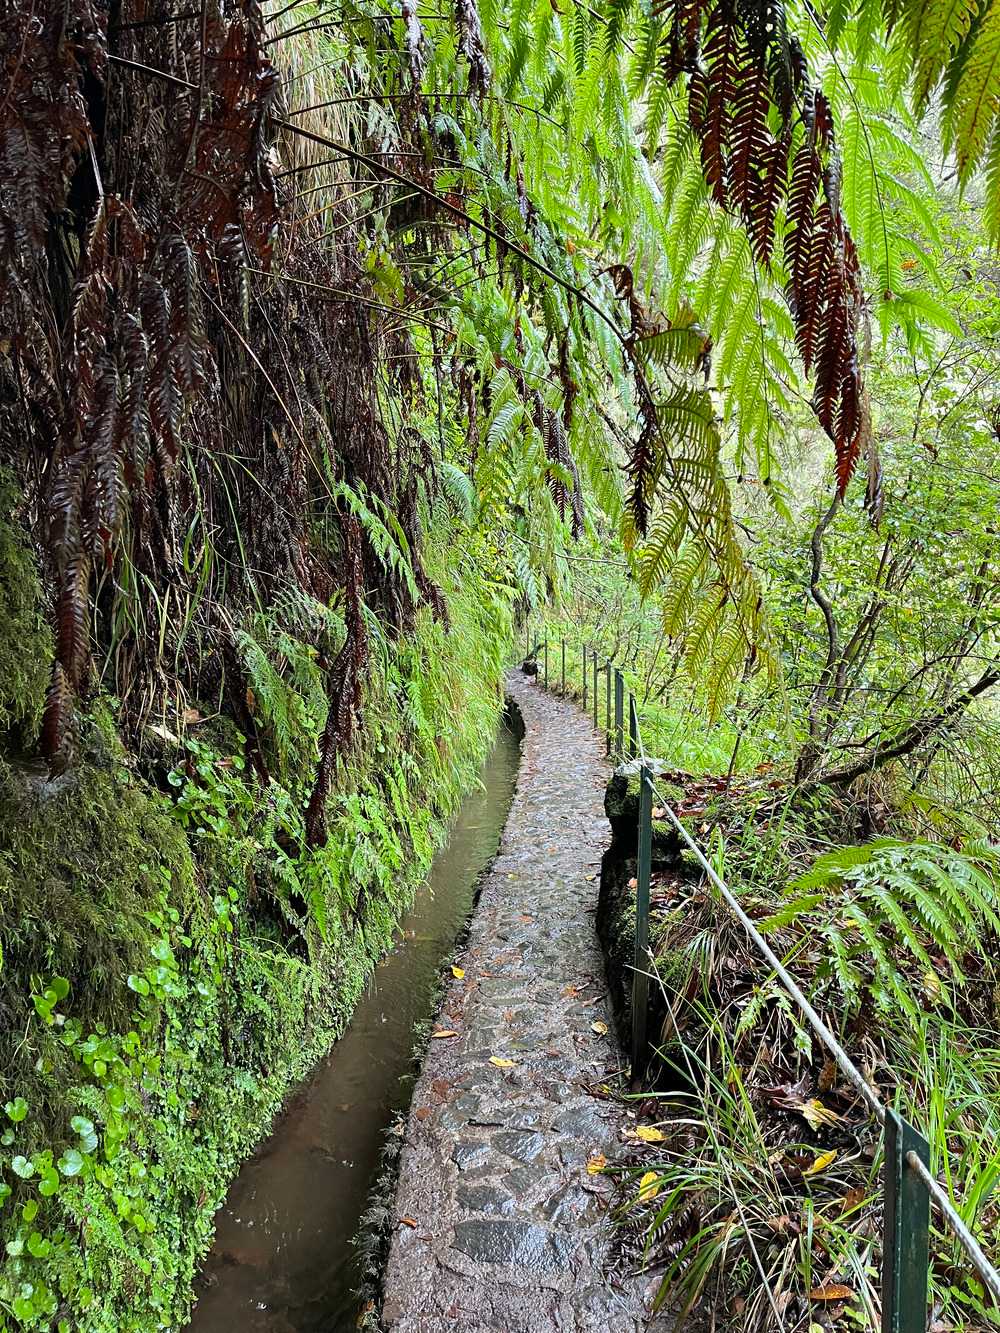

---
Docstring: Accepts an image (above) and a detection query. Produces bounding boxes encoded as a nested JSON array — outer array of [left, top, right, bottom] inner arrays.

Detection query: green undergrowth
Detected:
[[614, 787, 1000, 1331], [0, 515, 512, 1331], [532, 620, 766, 773]]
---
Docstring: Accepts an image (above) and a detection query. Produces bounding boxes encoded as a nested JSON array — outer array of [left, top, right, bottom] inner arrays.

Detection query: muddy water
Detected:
[[187, 716, 521, 1333]]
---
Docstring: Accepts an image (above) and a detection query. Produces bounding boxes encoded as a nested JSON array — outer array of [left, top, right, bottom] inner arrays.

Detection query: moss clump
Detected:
[[0, 543, 512, 1332], [0, 470, 52, 748]]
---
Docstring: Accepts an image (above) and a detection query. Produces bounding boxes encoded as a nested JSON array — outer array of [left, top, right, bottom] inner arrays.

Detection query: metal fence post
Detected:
[[605, 661, 612, 756], [593, 654, 598, 728], [882, 1110, 930, 1333], [630, 766, 653, 1086], [583, 645, 588, 710], [614, 670, 624, 758], [629, 693, 639, 758], [561, 639, 566, 694], [544, 639, 548, 690]]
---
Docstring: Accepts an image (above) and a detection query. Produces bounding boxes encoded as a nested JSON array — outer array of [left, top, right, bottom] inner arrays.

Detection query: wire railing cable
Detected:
[[906, 1150, 1000, 1304], [529, 631, 1000, 1318], [630, 695, 1000, 1308]]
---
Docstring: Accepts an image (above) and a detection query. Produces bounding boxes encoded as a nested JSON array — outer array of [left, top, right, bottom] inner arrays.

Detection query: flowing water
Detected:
[[187, 716, 521, 1333]]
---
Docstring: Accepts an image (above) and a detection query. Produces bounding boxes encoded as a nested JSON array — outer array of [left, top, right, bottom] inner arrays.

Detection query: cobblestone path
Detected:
[[382, 670, 656, 1332]]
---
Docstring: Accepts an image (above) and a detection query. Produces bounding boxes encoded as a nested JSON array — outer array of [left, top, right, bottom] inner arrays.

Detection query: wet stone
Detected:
[[544, 1186, 602, 1225], [557, 1139, 591, 1168], [551, 1106, 609, 1139], [493, 1130, 548, 1163], [504, 1164, 553, 1197], [478, 978, 526, 998], [451, 1221, 572, 1272], [456, 1185, 518, 1216], [453, 1140, 493, 1171]]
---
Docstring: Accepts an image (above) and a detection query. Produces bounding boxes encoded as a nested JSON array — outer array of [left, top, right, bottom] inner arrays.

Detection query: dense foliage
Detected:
[[1, 0, 999, 1327]]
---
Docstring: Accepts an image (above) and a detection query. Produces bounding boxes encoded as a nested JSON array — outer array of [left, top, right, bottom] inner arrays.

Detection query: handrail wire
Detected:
[[627, 704, 1000, 1305], [532, 634, 1000, 1305], [906, 1151, 1000, 1305], [641, 768, 885, 1123]]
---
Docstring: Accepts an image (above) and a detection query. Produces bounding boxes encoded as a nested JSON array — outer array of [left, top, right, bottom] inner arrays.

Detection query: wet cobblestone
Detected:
[[382, 672, 663, 1332]]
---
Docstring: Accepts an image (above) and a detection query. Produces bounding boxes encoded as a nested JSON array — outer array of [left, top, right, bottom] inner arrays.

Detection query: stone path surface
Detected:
[[382, 670, 657, 1332]]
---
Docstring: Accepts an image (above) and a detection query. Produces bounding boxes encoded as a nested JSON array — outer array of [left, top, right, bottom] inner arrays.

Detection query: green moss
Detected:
[[0, 471, 52, 748], [0, 552, 512, 1332]]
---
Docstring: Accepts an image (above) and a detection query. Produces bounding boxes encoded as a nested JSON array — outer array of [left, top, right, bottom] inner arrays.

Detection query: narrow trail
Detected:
[[382, 670, 658, 1331]]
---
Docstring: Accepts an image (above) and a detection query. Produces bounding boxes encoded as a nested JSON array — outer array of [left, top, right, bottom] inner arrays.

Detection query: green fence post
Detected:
[[630, 766, 653, 1086], [561, 639, 566, 694], [882, 1110, 931, 1333], [629, 693, 639, 758], [605, 661, 612, 756], [614, 670, 624, 758], [583, 645, 588, 710]]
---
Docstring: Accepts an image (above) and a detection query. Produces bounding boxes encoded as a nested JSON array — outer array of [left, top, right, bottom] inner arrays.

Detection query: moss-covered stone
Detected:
[[603, 758, 690, 860], [0, 714, 198, 1045], [0, 470, 52, 749]]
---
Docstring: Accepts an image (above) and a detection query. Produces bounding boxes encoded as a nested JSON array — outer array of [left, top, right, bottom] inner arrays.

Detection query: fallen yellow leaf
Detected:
[[804, 1149, 837, 1176], [591, 1021, 609, 1036], [637, 1170, 660, 1202], [432, 1029, 458, 1039], [634, 1126, 667, 1143], [586, 1154, 607, 1174], [808, 1283, 856, 1302], [451, 966, 465, 979], [488, 1056, 516, 1068], [798, 1098, 840, 1131], [399, 1216, 418, 1228]]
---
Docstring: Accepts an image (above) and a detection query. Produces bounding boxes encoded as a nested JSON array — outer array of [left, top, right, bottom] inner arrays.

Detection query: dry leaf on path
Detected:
[[488, 1056, 516, 1068], [432, 1029, 458, 1039], [633, 1126, 667, 1143], [451, 966, 465, 979], [586, 1154, 607, 1174], [591, 1021, 608, 1036], [797, 1097, 840, 1130]]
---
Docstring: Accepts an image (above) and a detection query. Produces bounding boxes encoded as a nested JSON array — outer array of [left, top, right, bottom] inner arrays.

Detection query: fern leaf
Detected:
[[946, 0, 1000, 182]]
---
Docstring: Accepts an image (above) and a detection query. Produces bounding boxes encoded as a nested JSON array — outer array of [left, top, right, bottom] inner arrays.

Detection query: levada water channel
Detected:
[[186, 712, 521, 1332]]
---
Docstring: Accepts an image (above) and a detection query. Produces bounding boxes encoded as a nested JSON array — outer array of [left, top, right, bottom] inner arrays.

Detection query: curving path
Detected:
[[381, 670, 658, 1332]]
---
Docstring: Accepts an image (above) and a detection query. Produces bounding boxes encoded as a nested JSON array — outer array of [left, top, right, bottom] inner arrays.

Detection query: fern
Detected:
[[764, 839, 1000, 1018]]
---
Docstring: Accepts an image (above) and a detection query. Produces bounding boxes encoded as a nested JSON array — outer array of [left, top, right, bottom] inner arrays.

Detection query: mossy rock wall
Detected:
[[0, 515, 512, 1332]]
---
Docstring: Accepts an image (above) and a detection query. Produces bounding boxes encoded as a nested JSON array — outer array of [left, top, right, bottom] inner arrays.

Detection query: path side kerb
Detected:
[[381, 669, 656, 1333]]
